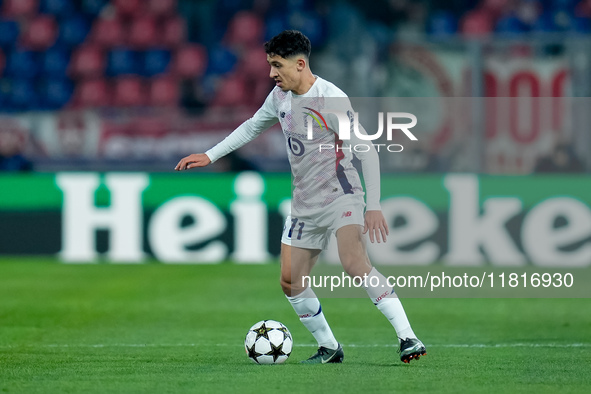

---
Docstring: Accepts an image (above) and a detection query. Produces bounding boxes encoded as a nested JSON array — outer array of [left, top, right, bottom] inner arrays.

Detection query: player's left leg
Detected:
[[335, 224, 426, 363]]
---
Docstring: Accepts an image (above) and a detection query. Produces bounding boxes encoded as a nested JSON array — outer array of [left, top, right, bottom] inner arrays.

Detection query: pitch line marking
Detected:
[[1, 343, 590, 349]]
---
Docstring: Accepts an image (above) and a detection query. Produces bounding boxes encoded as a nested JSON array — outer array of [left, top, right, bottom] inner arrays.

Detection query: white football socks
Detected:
[[286, 286, 339, 350], [364, 267, 417, 342]]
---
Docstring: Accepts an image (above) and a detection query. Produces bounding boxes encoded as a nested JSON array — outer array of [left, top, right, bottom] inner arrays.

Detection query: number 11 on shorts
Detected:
[[288, 218, 305, 240]]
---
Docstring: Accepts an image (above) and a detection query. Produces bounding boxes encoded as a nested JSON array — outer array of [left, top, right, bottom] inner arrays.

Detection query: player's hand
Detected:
[[175, 153, 211, 171], [363, 210, 389, 243]]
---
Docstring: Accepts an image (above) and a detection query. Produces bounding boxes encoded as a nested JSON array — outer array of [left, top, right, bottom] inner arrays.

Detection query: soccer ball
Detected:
[[244, 320, 292, 364]]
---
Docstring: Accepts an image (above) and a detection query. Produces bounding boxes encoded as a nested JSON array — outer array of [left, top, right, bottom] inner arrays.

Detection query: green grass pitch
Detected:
[[1, 258, 590, 393]]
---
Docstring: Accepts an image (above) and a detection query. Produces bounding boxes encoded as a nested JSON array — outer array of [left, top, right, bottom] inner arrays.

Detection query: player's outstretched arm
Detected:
[[175, 153, 211, 171], [363, 210, 389, 244]]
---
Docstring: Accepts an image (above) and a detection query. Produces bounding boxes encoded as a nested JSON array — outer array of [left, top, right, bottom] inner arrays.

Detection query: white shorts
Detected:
[[281, 196, 365, 250]]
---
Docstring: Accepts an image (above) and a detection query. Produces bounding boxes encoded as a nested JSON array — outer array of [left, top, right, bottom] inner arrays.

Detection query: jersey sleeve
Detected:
[[205, 91, 279, 163]]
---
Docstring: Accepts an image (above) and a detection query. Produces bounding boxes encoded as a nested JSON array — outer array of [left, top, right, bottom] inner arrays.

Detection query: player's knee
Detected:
[[280, 275, 293, 296], [342, 257, 371, 278]]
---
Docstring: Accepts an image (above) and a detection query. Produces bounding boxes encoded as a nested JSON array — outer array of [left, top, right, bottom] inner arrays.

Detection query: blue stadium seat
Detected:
[[10, 79, 39, 110], [428, 11, 458, 36], [288, 11, 326, 46], [532, 12, 559, 32], [40, 0, 74, 17], [40, 78, 74, 109], [81, 0, 108, 16], [42, 47, 70, 78], [107, 48, 140, 76], [206, 45, 237, 75], [0, 79, 12, 111], [571, 16, 591, 33], [495, 15, 529, 34], [0, 20, 19, 49], [265, 14, 288, 41], [5, 50, 39, 79], [58, 15, 91, 47], [143, 49, 171, 76]]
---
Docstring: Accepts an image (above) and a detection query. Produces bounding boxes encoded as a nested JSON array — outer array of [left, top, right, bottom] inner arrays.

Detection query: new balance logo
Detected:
[[341, 211, 352, 218]]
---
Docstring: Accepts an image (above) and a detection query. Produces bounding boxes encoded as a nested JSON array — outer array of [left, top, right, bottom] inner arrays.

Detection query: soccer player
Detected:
[[175, 30, 426, 364]]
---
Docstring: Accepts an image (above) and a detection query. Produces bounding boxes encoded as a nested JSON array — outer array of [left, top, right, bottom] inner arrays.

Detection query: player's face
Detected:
[[267, 54, 302, 92]]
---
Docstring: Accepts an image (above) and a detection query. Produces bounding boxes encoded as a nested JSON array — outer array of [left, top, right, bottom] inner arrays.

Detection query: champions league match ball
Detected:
[[244, 320, 293, 364]]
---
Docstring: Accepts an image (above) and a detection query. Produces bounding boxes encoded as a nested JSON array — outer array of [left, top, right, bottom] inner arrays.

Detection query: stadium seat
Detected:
[[238, 47, 269, 79], [571, 16, 591, 33], [532, 12, 559, 32], [225, 11, 264, 49], [81, 0, 108, 16], [460, 10, 493, 36], [143, 49, 171, 77], [2, 0, 38, 18], [428, 11, 458, 36], [128, 16, 158, 49], [0, 79, 11, 110], [21, 15, 58, 50], [147, 0, 176, 16], [205, 45, 236, 75], [265, 14, 288, 41], [113, 0, 141, 17], [42, 47, 70, 77], [576, 0, 591, 17], [0, 50, 5, 76], [287, 11, 326, 46], [173, 44, 208, 78], [107, 48, 139, 76], [39, 78, 74, 109], [496, 15, 529, 34], [73, 78, 109, 107], [161, 17, 187, 48], [10, 78, 39, 110], [5, 50, 39, 78], [69, 45, 105, 78], [40, 0, 74, 17], [90, 17, 125, 48], [58, 15, 91, 47], [112, 76, 145, 107], [211, 74, 248, 107], [149, 76, 179, 107], [0, 20, 19, 49]]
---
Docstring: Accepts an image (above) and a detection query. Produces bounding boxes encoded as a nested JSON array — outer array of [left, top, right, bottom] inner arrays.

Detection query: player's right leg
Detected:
[[280, 243, 344, 363]]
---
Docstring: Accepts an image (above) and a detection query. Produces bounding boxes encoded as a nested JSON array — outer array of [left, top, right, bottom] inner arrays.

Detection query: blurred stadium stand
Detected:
[[0, 0, 589, 173]]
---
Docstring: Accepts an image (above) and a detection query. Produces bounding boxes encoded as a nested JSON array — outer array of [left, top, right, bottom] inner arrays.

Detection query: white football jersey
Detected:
[[206, 77, 381, 214]]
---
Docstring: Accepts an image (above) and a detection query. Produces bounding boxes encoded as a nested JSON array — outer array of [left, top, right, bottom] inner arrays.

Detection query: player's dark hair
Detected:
[[264, 30, 311, 59]]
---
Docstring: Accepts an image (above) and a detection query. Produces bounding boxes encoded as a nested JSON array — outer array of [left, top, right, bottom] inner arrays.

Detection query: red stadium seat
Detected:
[[461, 10, 493, 37], [69, 45, 105, 78], [211, 75, 248, 107], [238, 47, 270, 78], [73, 78, 110, 107], [161, 16, 187, 48], [0, 49, 5, 76], [225, 11, 264, 49], [113, 0, 141, 17], [128, 16, 158, 49], [2, 0, 38, 18], [113, 76, 145, 107], [149, 76, 179, 107], [90, 17, 124, 48], [147, 0, 176, 16], [21, 15, 58, 50], [173, 44, 207, 78]]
